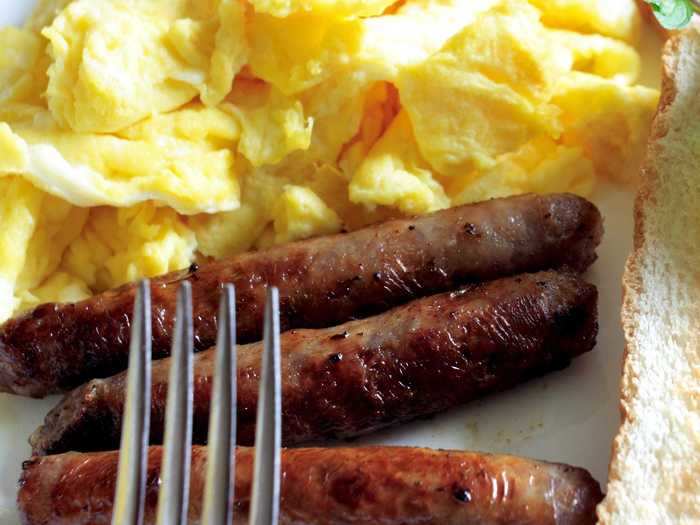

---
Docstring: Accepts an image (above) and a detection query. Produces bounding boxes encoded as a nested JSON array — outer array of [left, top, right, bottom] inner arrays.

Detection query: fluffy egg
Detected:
[[0, 0, 657, 322]]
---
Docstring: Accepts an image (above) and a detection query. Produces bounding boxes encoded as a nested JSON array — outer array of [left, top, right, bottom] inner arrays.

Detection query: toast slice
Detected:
[[597, 25, 700, 524]]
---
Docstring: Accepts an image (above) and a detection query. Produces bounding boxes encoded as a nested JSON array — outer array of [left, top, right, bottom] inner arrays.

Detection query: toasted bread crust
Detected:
[[599, 32, 676, 525], [598, 26, 699, 524]]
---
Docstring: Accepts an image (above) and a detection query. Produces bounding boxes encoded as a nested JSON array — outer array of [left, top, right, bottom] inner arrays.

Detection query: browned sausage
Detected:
[[31, 271, 597, 456], [0, 193, 602, 398], [18, 446, 604, 525]]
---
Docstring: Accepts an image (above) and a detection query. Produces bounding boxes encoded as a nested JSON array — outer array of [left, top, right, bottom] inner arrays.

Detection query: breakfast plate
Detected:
[[0, 1, 665, 523]]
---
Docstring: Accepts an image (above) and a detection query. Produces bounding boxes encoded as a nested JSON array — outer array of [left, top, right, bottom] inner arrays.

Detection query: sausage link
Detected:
[[1, 193, 602, 397], [18, 446, 603, 525], [31, 271, 597, 455]]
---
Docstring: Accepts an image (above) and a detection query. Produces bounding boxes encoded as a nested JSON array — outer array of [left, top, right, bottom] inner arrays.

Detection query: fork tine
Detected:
[[113, 280, 152, 525], [249, 286, 282, 525], [156, 282, 194, 525], [202, 285, 237, 525]]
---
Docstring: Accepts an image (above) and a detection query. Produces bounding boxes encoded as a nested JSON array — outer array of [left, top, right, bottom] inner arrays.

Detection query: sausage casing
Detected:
[[31, 271, 597, 455], [0, 193, 602, 397], [18, 446, 604, 525]]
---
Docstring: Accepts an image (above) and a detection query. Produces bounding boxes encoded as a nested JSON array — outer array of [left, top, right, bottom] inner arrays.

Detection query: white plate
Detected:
[[0, 2, 664, 523]]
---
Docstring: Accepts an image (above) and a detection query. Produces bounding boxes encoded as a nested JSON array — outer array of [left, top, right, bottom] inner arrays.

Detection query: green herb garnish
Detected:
[[646, 0, 700, 29]]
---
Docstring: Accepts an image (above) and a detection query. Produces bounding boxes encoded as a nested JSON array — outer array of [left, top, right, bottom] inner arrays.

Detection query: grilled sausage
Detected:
[[18, 446, 604, 525], [0, 193, 602, 397], [31, 271, 597, 456]]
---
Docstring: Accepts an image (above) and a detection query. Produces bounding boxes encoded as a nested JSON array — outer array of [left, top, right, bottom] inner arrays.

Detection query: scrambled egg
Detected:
[[0, 0, 658, 322]]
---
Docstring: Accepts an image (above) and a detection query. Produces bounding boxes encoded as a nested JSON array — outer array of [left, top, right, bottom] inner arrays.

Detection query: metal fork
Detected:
[[112, 280, 282, 525]]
